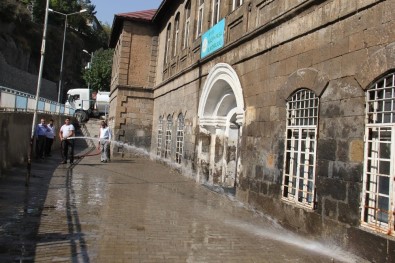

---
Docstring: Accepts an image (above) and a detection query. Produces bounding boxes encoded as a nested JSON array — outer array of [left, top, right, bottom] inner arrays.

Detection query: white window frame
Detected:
[[176, 114, 185, 164], [361, 72, 395, 235], [196, 0, 204, 38], [157, 116, 163, 156], [211, 0, 220, 26], [183, 1, 191, 49], [165, 115, 173, 159], [174, 13, 180, 56], [165, 23, 171, 64], [232, 0, 243, 11], [282, 89, 319, 209]]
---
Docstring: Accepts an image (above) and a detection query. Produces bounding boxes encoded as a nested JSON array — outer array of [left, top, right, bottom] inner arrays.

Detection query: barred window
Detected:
[[176, 114, 185, 164], [157, 116, 163, 156], [362, 72, 395, 235], [282, 89, 319, 209], [165, 115, 173, 159]]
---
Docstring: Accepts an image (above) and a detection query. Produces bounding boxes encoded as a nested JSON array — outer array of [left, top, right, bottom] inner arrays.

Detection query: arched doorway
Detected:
[[197, 63, 244, 189]]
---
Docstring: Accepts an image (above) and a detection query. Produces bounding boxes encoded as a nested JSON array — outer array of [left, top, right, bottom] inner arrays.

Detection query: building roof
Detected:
[[115, 9, 157, 22], [109, 0, 173, 47], [109, 9, 157, 48]]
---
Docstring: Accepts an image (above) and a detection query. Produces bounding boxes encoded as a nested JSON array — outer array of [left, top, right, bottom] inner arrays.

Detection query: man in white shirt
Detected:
[[45, 119, 56, 157], [98, 121, 111, 163], [59, 117, 75, 164]]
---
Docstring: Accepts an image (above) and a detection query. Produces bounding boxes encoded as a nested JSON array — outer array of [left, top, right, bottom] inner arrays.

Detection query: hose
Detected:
[[74, 148, 101, 159], [60, 138, 101, 160]]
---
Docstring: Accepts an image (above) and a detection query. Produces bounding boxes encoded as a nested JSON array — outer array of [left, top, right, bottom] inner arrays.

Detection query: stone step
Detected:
[[78, 119, 103, 147]]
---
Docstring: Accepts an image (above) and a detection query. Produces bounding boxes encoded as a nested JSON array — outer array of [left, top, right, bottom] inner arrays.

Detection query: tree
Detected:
[[82, 48, 113, 92], [0, 0, 109, 91]]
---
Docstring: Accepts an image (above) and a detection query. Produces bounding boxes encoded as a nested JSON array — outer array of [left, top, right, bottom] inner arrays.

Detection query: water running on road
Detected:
[[69, 136, 367, 263]]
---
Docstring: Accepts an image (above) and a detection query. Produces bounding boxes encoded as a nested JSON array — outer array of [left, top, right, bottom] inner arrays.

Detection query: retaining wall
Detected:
[[0, 112, 68, 176]]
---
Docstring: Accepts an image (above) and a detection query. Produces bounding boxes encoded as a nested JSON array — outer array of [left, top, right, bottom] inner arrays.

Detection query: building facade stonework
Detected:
[[109, 0, 395, 261]]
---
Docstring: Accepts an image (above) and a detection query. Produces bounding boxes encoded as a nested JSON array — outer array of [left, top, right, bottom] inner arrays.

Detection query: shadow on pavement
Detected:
[[0, 136, 91, 262]]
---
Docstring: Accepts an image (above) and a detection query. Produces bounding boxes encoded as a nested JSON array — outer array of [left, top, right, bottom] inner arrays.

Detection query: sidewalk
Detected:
[[0, 142, 364, 262]]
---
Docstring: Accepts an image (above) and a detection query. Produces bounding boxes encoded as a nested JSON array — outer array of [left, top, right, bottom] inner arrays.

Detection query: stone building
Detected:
[[109, 0, 395, 261]]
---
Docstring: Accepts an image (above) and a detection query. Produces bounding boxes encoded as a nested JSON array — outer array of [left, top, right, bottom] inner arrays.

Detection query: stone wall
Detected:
[[114, 21, 158, 88], [149, 0, 394, 261], [112, 86, 154, 153], [110, 0, 395, 261], [109, 20, 157, 153], [152, 70, 202, 168], [0, 112, 67, 176]]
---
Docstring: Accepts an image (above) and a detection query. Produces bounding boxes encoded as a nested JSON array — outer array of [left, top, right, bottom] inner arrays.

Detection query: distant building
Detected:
[[109, 1, 395, 261]]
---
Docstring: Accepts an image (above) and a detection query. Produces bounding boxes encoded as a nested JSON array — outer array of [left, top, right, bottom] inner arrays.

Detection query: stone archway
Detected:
[[197, 63, 244, 188]]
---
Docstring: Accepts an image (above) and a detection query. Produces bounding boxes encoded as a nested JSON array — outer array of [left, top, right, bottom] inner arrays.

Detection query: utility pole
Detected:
[[27, 0, 50, 186]]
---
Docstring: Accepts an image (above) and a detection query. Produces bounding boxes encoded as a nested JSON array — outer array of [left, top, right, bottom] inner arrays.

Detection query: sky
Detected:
[[91, 0, 163, 26]]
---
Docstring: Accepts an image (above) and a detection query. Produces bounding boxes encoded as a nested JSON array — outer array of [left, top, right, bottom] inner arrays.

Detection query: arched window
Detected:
[[174, 13, 180, 56], [212, 0, 220, 26], [361, 72, 395, 235], [165, 115, 173, 159], [282, 89, 319, 209], [196, 0, 204, 38], [232, 0, 243, 10], [176, 113, 185, 164], [183, 1, 191, 49], [165, 23, 171, 64], [157, 116, 163, 156]]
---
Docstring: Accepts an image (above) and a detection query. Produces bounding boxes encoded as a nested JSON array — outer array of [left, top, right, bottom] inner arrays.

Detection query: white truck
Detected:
[[65, 88, 110, 122]]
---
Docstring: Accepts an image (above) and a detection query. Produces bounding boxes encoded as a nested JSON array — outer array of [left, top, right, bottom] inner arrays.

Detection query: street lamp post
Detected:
[[49, 8, 87, 103], [82, 49, 93, 89], [82, 49, 93, 62]]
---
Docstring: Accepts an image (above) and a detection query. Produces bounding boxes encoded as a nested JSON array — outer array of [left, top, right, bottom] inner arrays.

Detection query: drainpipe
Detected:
[[232, 121, 240, 190]]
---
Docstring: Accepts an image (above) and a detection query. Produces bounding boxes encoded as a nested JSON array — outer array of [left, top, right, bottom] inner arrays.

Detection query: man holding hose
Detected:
[[59, 117, 75, 164], [98, 121, 111, 163]]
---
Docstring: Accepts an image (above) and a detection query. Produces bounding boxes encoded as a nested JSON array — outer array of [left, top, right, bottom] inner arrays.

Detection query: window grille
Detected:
[[282, 89, 319, 208], [183, 1, 191, 49], [212, 0, 220, 26], [362, 72, 395, 235], [176, 114, 185, 164], [157, 116, 163, 156], [165, 115, 173, 159], [174, 13, 180, 56], [196, 0, 204, 38]]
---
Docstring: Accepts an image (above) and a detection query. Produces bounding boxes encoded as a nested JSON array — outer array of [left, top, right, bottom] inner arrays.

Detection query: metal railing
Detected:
[[0, 86, 74, 115]]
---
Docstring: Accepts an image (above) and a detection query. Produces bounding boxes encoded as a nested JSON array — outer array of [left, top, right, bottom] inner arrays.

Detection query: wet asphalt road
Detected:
[[0, 145, 366, 263]]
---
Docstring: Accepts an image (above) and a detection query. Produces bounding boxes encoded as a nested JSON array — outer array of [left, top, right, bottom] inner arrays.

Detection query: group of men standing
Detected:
[[35, 117, 75, 164], [35, 118, 56, 159], [35, 117, 111, 164]]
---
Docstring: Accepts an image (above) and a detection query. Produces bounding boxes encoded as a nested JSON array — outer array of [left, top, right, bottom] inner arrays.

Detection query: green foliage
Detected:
[[82, 49, 113, 92], [0, 0, 109, 93], [101, 22, 112, 38]]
